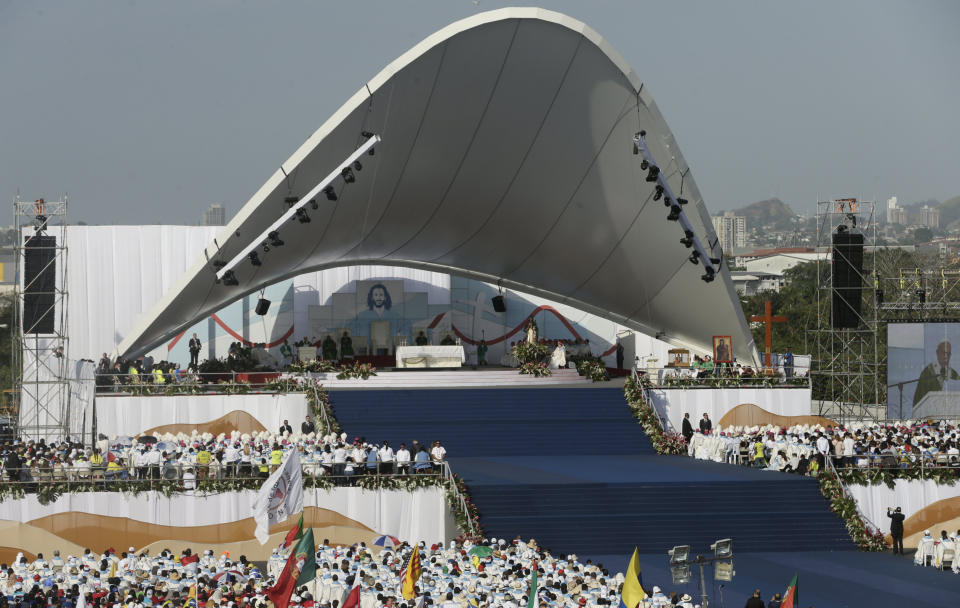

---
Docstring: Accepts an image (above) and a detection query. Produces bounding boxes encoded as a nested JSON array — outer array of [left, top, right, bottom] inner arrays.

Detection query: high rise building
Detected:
[[201, 204, 226, 226], [919, 205, 940, 229], [886, 197, 906, 225], [712, 211, 747, 253]]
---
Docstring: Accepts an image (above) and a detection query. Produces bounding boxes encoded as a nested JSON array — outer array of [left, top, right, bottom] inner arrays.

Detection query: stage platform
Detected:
[[316, 367, 599, 389]]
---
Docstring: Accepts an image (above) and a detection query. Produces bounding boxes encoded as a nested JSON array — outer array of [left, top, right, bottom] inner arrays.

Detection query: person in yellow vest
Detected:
[[196, 447, 212, 480], [89, 449, 106, 485], [152, 367, 166, 384], [257, 456, 269, 477], [106, 457, 124, 481], [270, 444, 283, 474]]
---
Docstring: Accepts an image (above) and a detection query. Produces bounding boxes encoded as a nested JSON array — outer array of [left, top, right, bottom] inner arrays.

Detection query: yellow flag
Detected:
[[619, 548, 647, 608]]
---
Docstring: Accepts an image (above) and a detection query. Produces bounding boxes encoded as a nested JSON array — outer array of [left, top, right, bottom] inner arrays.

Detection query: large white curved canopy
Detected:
[[118, 7, 759, 364]]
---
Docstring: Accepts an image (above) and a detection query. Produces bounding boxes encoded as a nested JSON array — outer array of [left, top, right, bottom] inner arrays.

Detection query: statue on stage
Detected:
[[524, 318, 538, 344]]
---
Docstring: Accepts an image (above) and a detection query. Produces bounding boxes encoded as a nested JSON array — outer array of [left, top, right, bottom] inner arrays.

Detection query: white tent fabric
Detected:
[[0, 487, 452, 545], [116, 8, 759, 366], [647, 387, 812, 433], [94, 393, 308, 438], [847, 479, 960, 539]]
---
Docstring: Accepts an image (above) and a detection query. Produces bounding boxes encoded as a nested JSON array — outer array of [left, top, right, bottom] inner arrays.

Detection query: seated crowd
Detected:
[[685, 419, 960, 473], [1, 429, 450, 490], [0, 537, 718, 608], [913, 529, 960, 573]]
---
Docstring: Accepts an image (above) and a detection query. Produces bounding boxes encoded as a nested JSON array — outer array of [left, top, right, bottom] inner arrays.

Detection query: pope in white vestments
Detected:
[[549, 341, 567, 369]]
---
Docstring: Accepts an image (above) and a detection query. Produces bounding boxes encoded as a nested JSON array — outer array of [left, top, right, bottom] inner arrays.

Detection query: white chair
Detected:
[[915, 538, 934, 566], [935, 541, 955, 569]]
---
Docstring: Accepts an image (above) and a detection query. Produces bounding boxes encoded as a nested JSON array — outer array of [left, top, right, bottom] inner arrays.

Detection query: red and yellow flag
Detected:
[[400, 549, 422, 600], [781, 574, 798, 608]]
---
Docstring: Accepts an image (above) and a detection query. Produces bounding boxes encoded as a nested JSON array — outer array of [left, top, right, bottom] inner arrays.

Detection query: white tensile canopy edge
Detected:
[[117, 7, 760, 366]]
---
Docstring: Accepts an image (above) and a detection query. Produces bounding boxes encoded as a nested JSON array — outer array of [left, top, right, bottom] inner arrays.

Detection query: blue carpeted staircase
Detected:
[[329, 386, 853, 555]]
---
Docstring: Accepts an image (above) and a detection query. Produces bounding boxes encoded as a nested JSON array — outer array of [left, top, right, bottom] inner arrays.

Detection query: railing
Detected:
[[825, 455, 882, 535], [632, 366, 670, 432], [0, 462, 445, 494], [95, 372, 283, 395], [437, 460, 478, 536], [647, 367, 811, 389], [830, 454, 960, 477]]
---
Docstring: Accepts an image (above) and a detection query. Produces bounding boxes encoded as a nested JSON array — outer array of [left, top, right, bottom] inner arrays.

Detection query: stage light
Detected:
[[667, 204, 681, 221], [353, 160, 363, 171], [255, 298, 271, 316], [710, 257, 722, 266], [680, 230, 694, 248], [711, 539, 733, 559], [268, 231, 284, 247], [361, 131, 374, 138], [324, 186, 338, 201], [309, 198, 318, 210], [669, 563, 692, 585], [669, 545, 690, 564], [640, 159, 649, 170], [295, 208, 311, 224], [677, 197, 688, 206], [663, 195, 672, 207], [689, 251, 701, 265], [653, 185, 663, 201], [646, 165, 660, 182], [248, 252, 261, 266], [341, 167, 356, 183], [222, 270, 239, 286], [284, 196, 298, 207], [702, 269, 716, 283]]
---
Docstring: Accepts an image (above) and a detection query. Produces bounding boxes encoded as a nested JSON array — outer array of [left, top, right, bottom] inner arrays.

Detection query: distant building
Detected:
[[201, 204, 226, 226], [886, 197, 906, 225], [730, 270, 784, 296], [919, 205, 940, 229], [712, 211, 747, 253], [735, 247, 819, 277]]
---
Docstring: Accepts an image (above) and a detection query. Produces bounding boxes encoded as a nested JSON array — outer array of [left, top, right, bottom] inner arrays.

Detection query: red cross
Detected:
[[749, 300, 787, 368]]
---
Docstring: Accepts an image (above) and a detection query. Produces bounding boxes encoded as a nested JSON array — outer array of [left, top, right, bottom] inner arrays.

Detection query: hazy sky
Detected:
[[1, 0, 958, 226]]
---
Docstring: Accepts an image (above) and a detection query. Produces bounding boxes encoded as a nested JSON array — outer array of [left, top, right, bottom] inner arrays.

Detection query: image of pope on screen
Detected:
[[888, 323, 960, 418]]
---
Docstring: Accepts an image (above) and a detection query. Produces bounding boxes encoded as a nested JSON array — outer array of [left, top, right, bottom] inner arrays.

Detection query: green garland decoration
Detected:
[[623, 376, 687, 455]]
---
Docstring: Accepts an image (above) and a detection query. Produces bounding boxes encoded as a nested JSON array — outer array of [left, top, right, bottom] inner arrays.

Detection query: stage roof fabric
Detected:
[[117, 7, 759, 364]]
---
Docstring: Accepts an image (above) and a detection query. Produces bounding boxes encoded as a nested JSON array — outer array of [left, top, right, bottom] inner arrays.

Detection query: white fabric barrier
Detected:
[[648, 387, 811, 433], [0, 487, 452, 545], [847, 479, 960, 538], [95, 393, 308, 437]]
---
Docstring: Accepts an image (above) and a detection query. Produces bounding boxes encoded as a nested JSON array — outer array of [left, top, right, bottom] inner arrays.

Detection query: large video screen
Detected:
[[888, 323, 960, 419]]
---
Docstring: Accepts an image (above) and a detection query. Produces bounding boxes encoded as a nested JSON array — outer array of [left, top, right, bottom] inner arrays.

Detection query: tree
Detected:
[[740, 261, 818, 356], [913, 227, 933, 244]]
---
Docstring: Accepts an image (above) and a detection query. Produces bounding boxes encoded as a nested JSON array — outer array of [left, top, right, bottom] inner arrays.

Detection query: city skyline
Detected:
[[1, 0, 957, 226]]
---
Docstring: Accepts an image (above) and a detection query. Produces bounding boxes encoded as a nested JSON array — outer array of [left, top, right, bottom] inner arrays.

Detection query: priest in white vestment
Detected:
[[549, 340, 567, 369]]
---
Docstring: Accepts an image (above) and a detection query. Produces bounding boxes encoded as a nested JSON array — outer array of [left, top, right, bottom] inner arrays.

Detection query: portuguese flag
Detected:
[[781, 574, 798, 608], [268, 527, 317, 608], [282, 513, 305, 549], [526, 561, 538, 608]]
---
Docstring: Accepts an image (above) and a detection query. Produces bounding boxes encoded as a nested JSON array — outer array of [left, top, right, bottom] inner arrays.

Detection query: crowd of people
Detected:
[[0, 535, 746, 608], [913, 529, 960, 572], [684, 418, 960, 473], [1, 427, 451, 490]]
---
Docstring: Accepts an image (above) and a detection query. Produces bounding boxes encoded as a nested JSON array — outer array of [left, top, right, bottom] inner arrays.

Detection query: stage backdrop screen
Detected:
[[887, 323, 960, 419]]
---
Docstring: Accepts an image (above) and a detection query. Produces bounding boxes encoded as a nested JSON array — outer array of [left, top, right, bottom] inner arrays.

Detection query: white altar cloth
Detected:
[[395, 345, 466, 368]]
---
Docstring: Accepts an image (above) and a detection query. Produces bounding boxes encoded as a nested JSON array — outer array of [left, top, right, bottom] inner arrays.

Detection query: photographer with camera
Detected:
[[888, 506, 906, 555]]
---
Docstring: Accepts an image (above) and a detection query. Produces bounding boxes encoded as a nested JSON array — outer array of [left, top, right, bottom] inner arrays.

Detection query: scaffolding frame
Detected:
[[811, 198, 883, 421], [12, 195, 70, 441]]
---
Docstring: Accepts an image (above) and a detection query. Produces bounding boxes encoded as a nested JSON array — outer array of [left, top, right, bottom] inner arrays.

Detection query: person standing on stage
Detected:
[[188, 333, 202, 370], [888, 506, 906, 555]]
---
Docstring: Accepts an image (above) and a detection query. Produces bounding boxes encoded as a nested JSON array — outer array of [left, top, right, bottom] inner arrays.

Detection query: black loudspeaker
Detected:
[[255, 298, 271, 316], [491, 295, 506, 312], [831, 231, 864, 328], [23, 235, 57, 334]]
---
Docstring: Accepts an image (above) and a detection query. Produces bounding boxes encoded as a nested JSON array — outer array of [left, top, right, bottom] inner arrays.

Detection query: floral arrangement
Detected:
[[836, 466, 960, 488], [446, 473, 484, 542], [519, 361, 551, 377], [819, 475, 888, 551], [661, 374, 808, 389], [575, 359, 609, 382], [288, 359, 339, 373], [623, 376, 687, 455], [512, 341, 549, 365], [336, 362, 378, 380]]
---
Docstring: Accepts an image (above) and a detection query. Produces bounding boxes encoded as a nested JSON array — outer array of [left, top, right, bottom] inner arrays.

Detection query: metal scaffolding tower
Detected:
[[12, 195, 71, 441], [811, 198, 883, 421]]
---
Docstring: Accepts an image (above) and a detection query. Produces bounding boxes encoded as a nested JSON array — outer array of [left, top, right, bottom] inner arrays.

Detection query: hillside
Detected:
[[734, 198, 796, 228], [940, 195, 960, 230]]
